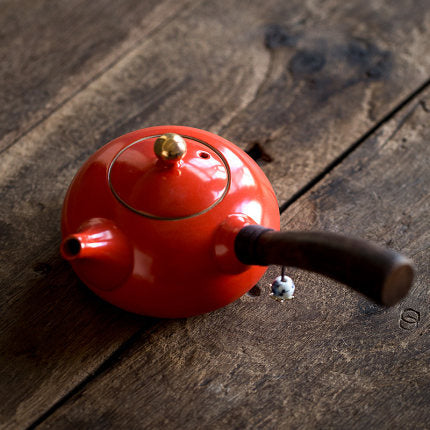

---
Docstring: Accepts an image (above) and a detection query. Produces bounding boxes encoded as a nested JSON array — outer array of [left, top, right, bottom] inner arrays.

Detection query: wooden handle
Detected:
[[235, 226, 414, 306]]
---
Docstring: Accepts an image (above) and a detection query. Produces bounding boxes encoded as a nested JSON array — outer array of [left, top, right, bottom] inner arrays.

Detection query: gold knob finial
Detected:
[[154, 133, 187, 164]]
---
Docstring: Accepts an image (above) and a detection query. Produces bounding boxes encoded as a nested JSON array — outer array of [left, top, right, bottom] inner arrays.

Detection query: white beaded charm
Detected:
[[270, 271, 295, 302]]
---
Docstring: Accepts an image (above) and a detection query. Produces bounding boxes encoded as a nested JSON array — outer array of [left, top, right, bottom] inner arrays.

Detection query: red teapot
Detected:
[[60, 126, 413, 317]]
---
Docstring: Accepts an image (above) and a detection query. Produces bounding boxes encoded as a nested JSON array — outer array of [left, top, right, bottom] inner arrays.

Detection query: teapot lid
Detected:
[[108, 133, 230, 220]]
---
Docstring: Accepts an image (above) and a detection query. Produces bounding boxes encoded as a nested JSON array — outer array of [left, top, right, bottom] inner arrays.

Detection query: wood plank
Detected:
[[0, 0, 190, 152], [0, 0, 429, 427], [220, 0, 430, 203], [40, 86, 430, 430]]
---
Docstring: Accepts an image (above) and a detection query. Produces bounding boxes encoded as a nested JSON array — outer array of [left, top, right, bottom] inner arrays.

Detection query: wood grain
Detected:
[[40, 86, 430, 430], [0, 0, 429, 428], [220, 0, 430, 204], [0, 0, 190, 152]]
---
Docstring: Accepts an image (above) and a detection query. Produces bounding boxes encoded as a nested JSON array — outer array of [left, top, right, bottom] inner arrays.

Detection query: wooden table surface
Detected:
[[1, 1, 429, 429]]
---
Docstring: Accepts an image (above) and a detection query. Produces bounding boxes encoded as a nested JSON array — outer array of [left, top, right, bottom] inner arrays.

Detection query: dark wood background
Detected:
[[0, 0, 429, 429]]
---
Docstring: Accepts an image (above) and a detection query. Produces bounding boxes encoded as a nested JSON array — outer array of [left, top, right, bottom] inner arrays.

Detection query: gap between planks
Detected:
[[279, 77, 430, 214]]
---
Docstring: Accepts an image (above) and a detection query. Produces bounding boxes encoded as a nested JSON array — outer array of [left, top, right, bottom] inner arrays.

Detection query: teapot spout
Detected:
[[61, 218, 133, 291]]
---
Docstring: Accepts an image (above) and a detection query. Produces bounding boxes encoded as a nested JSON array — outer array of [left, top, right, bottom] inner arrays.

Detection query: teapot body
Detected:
[[61, 126, 280, 317]]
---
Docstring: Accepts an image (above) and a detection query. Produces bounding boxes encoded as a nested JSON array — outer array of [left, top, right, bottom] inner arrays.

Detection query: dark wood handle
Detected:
[[235, 226, 414, 306]]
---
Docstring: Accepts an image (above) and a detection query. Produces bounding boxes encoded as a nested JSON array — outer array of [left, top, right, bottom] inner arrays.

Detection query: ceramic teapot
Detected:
[[60, 126, 413, 317]]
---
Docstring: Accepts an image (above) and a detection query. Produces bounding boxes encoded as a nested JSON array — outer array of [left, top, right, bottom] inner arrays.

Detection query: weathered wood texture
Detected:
[[40, 86, 430, 430], [0, 0, 191, 152], [0, 0, 429, 428]]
